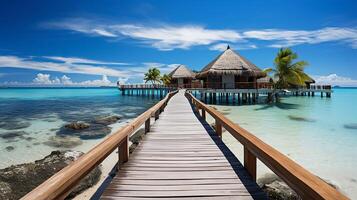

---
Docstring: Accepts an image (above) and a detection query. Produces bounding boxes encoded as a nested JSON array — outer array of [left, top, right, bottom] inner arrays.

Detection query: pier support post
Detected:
[[118, 136, 129, 169], [145, 118, 151, 133], [244, 146, 256, 181]]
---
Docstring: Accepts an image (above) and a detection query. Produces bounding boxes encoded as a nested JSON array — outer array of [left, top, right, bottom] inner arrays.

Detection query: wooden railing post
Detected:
[[215, 119, 222, 138], [145, 118, 151, 133], [118, 136, 129, 169], [202, 109, 206, 120], [244, 146, 257, 181], [155, 110, 160, 120]]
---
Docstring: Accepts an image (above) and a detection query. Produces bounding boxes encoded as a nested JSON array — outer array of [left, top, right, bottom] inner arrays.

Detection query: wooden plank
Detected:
[[100, 90, 263, 199]]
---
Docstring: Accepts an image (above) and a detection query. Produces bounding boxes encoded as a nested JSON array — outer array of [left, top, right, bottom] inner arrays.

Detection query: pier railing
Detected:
[[186, 91, 348, 200], [119, 83, 174, 90], [21, 91, 178, 200]]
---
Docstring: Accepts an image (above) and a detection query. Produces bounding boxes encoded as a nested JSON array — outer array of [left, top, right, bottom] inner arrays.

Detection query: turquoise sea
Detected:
[[0, 87, 356, 198], [0, 88, 160, 168], [212, 88, 357, 198]]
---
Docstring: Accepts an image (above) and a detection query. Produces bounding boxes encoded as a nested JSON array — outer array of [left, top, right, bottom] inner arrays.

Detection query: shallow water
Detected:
[[0, 88, 160, 168], [212, 88, 357, 198]]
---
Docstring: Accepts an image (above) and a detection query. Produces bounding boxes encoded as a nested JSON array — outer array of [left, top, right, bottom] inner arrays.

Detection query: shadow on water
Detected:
[[254, 102, 300, 111]]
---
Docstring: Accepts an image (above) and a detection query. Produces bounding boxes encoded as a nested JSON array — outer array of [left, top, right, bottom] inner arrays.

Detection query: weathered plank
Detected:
[[100, 90, 265, 199]]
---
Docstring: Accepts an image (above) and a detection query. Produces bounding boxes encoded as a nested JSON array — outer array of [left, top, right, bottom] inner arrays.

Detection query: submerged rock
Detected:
[[258, 174, 341, 200], [64, 121, 90, 130], [93, 115, 122, 125], [258, 174, 300, 200], [0, 150, 101, 200], [0, 121, 31, 130], [5, 146, 14, 152], [58, 123, 111, 140], [43, 135, 83, 148], [0, 131, 27, 140], [344, 123, 357, 130], [288, 115, 316, 123]]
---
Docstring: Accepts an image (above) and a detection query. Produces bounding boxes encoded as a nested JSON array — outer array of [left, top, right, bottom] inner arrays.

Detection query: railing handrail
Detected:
[[119, 84, 172, 89], [21, 91, 178, 200], [185, 92, 348, 200]]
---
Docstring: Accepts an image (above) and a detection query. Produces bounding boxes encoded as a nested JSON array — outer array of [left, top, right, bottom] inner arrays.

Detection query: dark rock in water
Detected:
[[25, 137, 35, 141], [0, 131, 27, 140], [258, 174, 300, 200], [344, 123, 357, 130], [5, 146, 14, 152], [93, 115, 122, 125], [288, 115, 316, 122], [258, 174, 341, 200], [58, 123, 111, 140], [0, 121, 31, 130], [43, 135, 83, 148], [220, 111, 230, 116], [64, 121, 90, 130], [0, 150, 101, 200]]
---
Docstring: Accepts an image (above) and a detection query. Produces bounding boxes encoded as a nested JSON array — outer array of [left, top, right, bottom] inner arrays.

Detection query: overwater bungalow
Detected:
[[168, 64, 196, 88], [196, 46, 266, 89]]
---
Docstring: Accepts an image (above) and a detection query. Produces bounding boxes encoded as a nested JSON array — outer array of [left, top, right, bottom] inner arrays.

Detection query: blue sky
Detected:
[[0, 0, 357, 86]]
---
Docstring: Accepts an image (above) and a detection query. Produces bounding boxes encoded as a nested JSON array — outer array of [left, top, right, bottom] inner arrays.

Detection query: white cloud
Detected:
[[243, 27, 357, 48], [113, 24, 242, 50], [45, 19, 357, 50], [209, 43, 257, 51], [45, 19, 243, 50], [0, 55, 129, 77], [43, 56, 130, 65], [32, 73, 116, 86], [313, 74, 357, 86], [60, 75, 72, 85], [33, 73, 55, 84]]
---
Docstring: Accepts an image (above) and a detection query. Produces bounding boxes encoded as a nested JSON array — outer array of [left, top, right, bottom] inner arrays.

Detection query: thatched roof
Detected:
[[197, 46, 265, 78], [168, 65, 196, 79]]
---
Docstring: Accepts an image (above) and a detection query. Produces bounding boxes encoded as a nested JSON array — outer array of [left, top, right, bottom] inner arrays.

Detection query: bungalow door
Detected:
[[222, 74, 235, 89], [178, 78, 184, 88]]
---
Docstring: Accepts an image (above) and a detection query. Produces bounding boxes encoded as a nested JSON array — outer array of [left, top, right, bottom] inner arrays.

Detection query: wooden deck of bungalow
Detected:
[[22, 90, 347, 200]]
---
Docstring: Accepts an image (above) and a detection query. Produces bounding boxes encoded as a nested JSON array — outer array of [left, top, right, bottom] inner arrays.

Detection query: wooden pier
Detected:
[[22, 90, 347, 200], [118, 84, 174, 98], [118, 84, 332, 105]]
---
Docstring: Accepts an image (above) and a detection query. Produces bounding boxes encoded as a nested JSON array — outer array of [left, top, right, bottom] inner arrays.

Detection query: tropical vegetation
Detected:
[[144, 68, 162, 84], [160, 74, 171, 86], [265, 48, 311, 89]]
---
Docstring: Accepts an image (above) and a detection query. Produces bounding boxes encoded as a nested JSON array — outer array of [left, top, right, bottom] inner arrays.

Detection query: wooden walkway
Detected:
[[100, 90, 266, 199]]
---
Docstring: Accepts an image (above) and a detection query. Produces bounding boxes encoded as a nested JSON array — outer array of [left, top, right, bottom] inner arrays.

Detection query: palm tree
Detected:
[[144, 68, 161, 84], [161, 74, 171, 86], [270, 48, 310, 89]]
